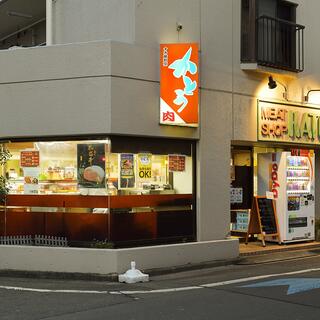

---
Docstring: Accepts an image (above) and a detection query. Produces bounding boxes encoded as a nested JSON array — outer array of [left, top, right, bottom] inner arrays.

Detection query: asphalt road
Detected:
[[2, 254, 320, 319]]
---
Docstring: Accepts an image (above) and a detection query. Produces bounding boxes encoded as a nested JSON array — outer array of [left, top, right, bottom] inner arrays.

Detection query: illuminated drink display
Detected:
[[258, 151, 315, 243]]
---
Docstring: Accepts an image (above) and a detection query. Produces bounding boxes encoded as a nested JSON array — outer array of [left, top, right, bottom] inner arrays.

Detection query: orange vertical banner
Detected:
[[160, 43, 199, 127]]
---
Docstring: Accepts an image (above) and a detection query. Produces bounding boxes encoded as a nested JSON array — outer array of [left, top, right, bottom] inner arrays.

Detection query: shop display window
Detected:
[[6, 140, 110, 196], [1, 138, 196, 248]]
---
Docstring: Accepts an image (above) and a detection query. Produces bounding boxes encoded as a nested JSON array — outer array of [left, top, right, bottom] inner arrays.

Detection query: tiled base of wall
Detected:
[[240, 241, 320, 256]]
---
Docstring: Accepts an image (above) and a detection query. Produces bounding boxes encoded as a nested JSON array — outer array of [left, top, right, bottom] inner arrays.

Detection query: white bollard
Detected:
[[118, 261, 149, 284]]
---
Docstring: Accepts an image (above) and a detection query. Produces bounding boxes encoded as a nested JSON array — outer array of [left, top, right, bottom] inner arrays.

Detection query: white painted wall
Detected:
[[134, 0, 200, 48], [53, 0, 135, 44], [1, 0, 320, 256], [198, 90, 233, 241], [0, 40, 198, 140], [50, 0, 320, 105], [49, 0, 320, 142], [0, 239, 238, 274], [0, 42, 112, 138]]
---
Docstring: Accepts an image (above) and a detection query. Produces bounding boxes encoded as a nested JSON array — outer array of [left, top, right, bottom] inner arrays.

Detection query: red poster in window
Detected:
[[160, 43, 199, 127], [291, 149, 310, 157], [20, 151, 40, 167], [168, 155, 186, 172]]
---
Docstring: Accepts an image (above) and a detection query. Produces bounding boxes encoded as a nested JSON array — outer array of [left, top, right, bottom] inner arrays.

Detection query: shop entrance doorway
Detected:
[[230, 145, 320, 255], [230, 146, 253, 240]]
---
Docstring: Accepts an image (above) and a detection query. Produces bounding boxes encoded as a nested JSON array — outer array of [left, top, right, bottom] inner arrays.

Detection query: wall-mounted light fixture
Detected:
[[304, 89, 320, 102], [268, 76, 288, 101]]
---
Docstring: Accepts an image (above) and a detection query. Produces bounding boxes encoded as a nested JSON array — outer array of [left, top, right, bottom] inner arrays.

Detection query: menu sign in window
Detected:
[[168, 155, 186, 172], [138, 153, 152, 179], [20, 151, 40, 167], [119, 153, 135, 189], [230, 188, 243, 204], [20, 150, 40, 194], [23, 167, 40, 194], [77, 144, 106, 188]]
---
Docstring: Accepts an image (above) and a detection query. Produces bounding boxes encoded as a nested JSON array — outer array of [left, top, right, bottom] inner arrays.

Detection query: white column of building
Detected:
[[46, 0, 53, 45]]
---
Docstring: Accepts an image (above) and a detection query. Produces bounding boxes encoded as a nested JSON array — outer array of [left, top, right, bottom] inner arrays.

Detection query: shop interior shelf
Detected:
[[287, 166, 309, 170], [287, 190, 310, 194], [39, 180, 78, 184], [286, 177, 310, 180], [9, 179, 78, 184]]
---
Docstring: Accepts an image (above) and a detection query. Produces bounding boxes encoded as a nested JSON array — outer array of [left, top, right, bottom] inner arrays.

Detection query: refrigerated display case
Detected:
[[258, 151, 315, 243]]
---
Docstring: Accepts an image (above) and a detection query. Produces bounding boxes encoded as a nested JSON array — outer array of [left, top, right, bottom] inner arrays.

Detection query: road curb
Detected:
[[145, 258, 240, 276], [237, 248, 320, 265], [0, 269, 119, 282], [240, 243, 320, 257], [0, 259, 240, 282], [1, 246, 319, 281]]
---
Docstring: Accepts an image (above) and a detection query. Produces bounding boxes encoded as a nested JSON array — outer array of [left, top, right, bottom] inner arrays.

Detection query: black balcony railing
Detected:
[[256, 15, 305, 72]]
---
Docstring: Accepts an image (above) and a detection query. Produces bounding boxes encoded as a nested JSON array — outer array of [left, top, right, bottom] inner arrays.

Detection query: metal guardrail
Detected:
[[256, 15, 305, 72]]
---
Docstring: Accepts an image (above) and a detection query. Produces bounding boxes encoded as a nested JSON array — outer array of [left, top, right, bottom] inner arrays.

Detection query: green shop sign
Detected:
[[258, 100, 320, 145]]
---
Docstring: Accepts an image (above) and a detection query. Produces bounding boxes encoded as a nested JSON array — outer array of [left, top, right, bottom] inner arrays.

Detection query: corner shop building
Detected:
[[0, 0, 319, 274]]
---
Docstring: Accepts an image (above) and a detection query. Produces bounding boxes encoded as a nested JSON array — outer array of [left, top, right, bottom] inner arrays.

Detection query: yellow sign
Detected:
[[138, 153, 152, 179], [258, 100, 320, 145]]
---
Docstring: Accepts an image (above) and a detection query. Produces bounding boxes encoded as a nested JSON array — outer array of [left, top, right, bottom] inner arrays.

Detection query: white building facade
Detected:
[[0, 0, 319, 275]]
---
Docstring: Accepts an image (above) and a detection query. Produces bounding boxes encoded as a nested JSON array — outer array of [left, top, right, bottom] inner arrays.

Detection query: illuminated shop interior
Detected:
[[1, 138, 196, 248]]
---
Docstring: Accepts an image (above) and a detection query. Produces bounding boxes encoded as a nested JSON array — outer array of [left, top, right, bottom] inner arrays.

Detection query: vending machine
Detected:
[[258, 151, 315, 243]]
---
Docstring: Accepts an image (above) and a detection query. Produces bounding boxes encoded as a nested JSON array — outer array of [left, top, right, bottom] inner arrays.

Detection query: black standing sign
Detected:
[[256, 197, 278, 235], [245, 196, 281, 247]]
